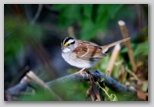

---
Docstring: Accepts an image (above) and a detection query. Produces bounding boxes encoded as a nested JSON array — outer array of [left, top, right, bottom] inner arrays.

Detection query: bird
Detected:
[[61, 37, 130, 72]]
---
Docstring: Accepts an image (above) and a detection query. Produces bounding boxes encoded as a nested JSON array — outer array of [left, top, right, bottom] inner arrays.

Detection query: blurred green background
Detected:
[[4, 4, 148, 101]]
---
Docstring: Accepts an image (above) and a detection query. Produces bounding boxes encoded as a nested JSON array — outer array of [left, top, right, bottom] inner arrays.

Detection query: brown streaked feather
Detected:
[[84, 45, 105, 59], [73, 40, 105, 60]]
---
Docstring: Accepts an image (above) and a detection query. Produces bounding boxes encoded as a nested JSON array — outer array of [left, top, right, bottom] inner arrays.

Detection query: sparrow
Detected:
[[61, 37, 129, 72]]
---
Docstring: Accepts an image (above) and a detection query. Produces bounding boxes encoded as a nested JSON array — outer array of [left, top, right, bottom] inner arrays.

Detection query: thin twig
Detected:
[[118, 20, 137, 72], [31, 4, 43, 25]]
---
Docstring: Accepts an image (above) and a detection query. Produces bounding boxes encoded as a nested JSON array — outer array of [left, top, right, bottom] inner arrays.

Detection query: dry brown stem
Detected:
[[118, 20, 137, 72], [106, 44, 121, 76]]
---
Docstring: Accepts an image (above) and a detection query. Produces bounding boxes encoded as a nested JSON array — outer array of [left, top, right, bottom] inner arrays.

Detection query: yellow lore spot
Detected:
[[64, 42, 69, 47]]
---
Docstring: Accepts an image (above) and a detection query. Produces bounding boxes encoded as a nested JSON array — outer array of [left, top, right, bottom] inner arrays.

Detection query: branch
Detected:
[[5, 71, 62, 101], [47, 70, 136, 94], [5, 77, 29, 101], [5, 70, 136, 101], [26, 71, 62, 101], [8, 66, 30, 88]]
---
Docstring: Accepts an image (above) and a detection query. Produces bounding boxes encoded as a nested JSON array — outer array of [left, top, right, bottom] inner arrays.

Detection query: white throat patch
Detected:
[[63, 48, 71, 53]]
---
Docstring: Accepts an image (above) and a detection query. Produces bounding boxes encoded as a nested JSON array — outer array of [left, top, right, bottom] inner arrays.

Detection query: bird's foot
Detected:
[[78, 68, 90, 77]]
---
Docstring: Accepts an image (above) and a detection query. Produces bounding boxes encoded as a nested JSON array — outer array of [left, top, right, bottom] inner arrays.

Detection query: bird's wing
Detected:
[[73, 41, 105, 61]]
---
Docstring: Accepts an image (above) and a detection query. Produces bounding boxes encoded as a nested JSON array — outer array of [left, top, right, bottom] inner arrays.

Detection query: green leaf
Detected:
[[82, 4, 93, 19], [20, 23, 43, 40], [4, 36, 23, 63], [96, 4, 108, 15], [54, 4, 82, 30], [120, 43, 135, 54], [80, 19, 95, 40], [95, 5, 109, 32], [52, 4, 67, 10], [141, 81, 148, 92], [107, 4, 123, 18], [110, 94, 118, 101], [134, 41, 148, 57], [5, 17, 44, 40], [4, 16, 44, 63]]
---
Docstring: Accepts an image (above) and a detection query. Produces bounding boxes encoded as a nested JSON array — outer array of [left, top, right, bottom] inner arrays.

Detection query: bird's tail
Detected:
[[101, 37, 130, 54]]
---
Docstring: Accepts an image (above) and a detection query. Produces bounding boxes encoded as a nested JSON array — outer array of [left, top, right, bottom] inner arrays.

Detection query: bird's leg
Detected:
[[80, 69, 93, 88], [78, 68, 93, 84], [79, 68, 86, 72], [78, 68, 89, 77]]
